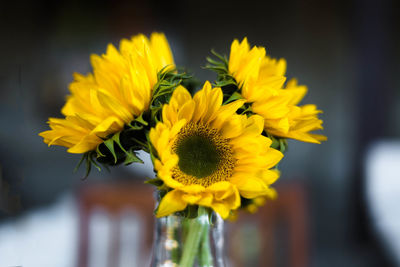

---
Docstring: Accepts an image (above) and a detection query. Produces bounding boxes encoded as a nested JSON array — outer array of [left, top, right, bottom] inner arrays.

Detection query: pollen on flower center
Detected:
[[172, 123, 235, 187]]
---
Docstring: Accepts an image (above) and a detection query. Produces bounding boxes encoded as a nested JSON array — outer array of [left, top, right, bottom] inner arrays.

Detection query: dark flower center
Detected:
[[172, 122, 235, 187], [176, 134, 220, 178]]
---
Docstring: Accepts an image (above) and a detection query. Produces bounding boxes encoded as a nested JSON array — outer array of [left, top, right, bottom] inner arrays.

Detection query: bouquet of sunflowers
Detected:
[[39, 33, 325, 267]]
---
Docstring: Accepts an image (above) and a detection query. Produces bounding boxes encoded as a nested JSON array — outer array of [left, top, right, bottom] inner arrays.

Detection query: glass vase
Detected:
[[150, 207, 226, 267]]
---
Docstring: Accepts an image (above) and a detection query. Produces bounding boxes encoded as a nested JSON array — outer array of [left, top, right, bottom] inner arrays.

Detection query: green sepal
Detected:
[[126, 112, 149, 131], [74, 153, 87, 173], [270, 136, 280, 150], [127, 124, 143, 131], [101, 130, 147, 164], [103, 138, 118, 164], [150, 67, 191, 124], [237, 102, 254, 116], [124, 149, 144, 165], [145, 177, 164, 187], [211, 49, 229, 64], [134, 112, 148, 126], [279, 138, 288, 153], [206, 48, 246, 105], [223, 91, 243, 104], [95, 145, 105, 157], [75, 151, 103, 179], [145, 130, 158, 164], [153, 188, 169, 215], [205, 65, 227, 72], [177, 205, 199, 219], [205, 56, 222, 66], [186, 205, 199, 219], [127, 122, 144, 131], [206, 208, 214, 224], [206, 49, 229, 70], [266, 132, 288, 154], [215, 79, 237, 88], [205, 50, 229, 74]]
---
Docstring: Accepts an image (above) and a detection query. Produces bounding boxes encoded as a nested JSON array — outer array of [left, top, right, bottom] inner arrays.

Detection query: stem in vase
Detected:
[[179, 207, 212, 267]]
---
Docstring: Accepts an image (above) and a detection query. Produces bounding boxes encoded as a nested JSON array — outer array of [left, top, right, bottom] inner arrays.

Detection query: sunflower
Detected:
[[228, 38, 326, 143], [39, 33, 174, 153], [150, 82, 283, 219]]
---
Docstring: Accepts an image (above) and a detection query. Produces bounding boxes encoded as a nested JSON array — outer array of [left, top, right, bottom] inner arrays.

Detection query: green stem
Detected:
[[200, 223, 214, 266], [179, 207, 209, 267]]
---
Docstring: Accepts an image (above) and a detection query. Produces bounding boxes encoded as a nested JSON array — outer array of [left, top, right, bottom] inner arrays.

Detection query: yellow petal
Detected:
[[156, 190, 187, 218], [201, 86, 223, 124], [197, 193, 214, 206], [210, 202, 231, 219], [258, 169, 280, 185], [220, 115, 246, 139], [230, 173, 268, 198], [211, 99, 245, 130], [180, 184, 205, 194], [182, 193, 202, 204], [67, 135, 102, 154], [90, 116, 124, 137]]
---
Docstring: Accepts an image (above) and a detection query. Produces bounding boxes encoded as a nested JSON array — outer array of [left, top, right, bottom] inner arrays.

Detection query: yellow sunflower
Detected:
[[150, 81, 283, 219], [228, 38, 326, 143], [39, 33, 174, 153]]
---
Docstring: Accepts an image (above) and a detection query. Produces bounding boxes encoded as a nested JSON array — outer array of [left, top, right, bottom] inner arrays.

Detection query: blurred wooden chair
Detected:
[[76, 181, 308, 267], [228, 182, 309, 267], [76, 181, 155, 267]]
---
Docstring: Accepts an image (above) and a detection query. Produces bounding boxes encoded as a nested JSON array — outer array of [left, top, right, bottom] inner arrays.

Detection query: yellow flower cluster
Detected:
[[39, 33, 325, 219]]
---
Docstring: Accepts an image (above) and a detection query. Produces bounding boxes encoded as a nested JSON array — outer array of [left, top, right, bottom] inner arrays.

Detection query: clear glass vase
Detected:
[[150, 207, 226, 267]]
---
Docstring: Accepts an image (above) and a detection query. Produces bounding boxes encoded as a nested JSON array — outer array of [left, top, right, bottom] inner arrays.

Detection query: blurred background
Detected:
[[0, 0, 399, 266]]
